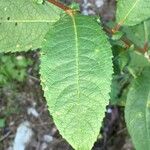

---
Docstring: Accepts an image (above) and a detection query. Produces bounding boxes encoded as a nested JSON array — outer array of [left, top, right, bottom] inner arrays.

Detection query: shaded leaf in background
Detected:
[[0, 0, 63, 53], [116, 0, 150, 26], [110, 74, 131, 106], [110, 45, 130, 105], [40, 14, 113, 150], [122, 19, 150, 49], [110, 47, 150, 105], [127, 50, 150, 77], [111, 45, 129, 74], [125, 67, 150, 150]]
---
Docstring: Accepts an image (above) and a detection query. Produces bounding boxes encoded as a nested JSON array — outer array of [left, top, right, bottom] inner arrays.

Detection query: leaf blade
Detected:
[[125, 66, 150, 150], [121, 19, 150, 49], [0, 0, 62, 53], [116, 0, 150, 26], [40, 14, 113, 150]]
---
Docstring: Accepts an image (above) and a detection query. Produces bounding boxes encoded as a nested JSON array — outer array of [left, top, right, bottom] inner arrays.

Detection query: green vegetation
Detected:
[[0, 0, 150, 149], [0, 54, 32, 86]]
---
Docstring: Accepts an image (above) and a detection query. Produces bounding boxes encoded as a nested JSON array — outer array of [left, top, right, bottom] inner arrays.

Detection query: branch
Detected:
[[103, 24, 145, 54], [47, 0, 74, 16], [46, 0, 147, 54]]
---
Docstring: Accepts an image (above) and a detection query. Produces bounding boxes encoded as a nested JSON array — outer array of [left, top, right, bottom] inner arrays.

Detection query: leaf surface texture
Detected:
[[0, 0, 62, 52], [116, 0, 150, 26], [40, 14, 113, 150], [125, 66, 150, 150]]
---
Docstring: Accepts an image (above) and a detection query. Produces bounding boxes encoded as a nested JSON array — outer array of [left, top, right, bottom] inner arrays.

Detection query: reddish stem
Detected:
[[47, 0, 73, 15], [143, 42, 148, 53], [112, 23, 121, 33], [103, 25, 144, 54], [47, 0, 147, 54]]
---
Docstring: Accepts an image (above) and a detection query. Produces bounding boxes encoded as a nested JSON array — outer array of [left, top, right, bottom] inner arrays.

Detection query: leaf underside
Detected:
[[0, 0, 62, 53], [40, 14, 113, 150], [125, 66, 150, 150], [116, 0, 150, 26]]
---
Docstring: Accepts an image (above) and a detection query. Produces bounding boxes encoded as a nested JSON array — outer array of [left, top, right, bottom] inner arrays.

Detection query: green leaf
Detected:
[[0, 118, 5, 128], [0, 0, 63, 53], [116, 0, 150, 26], [110, 74, 131, 106], [122, 19, 150, 49], [70, 2, 80, 11], [111, 31, 123, 41], [125, 67, 150, 150], [127, 50, 150, 77], [40, 14, 113, 150]]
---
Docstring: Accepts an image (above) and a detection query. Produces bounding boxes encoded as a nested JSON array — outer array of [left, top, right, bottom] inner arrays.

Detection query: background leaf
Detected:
[[40, 14, 113, 150], [116, 0, 150, 26], [127, 50, 150, 77], [110, 46, 131, 106], [0, 0, 63, 53], [110, 46, 150, 105], [125, 66, 150, 150], [0, 118, 5, 128], [121, 19, 150, 49]]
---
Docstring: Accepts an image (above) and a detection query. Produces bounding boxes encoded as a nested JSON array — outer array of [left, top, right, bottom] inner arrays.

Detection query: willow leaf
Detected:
[[40, 14, 113, 150], [0, 0, 62, 53], [125, 66, 150, 150], [116, 0, 150, 26]]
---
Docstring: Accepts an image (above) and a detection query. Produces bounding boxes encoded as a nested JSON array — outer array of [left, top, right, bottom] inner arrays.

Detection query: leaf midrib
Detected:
[[71, 15, 80, 99], [0, 20, 56, 23], [120, 0, 140, 23]]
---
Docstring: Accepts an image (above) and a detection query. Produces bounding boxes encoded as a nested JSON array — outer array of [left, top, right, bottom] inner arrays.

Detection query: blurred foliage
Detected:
[[0, 54, 33, 87], [0, 53, 33, 130], [69, 2, 80, 10], [0, 118, 5, 128]]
